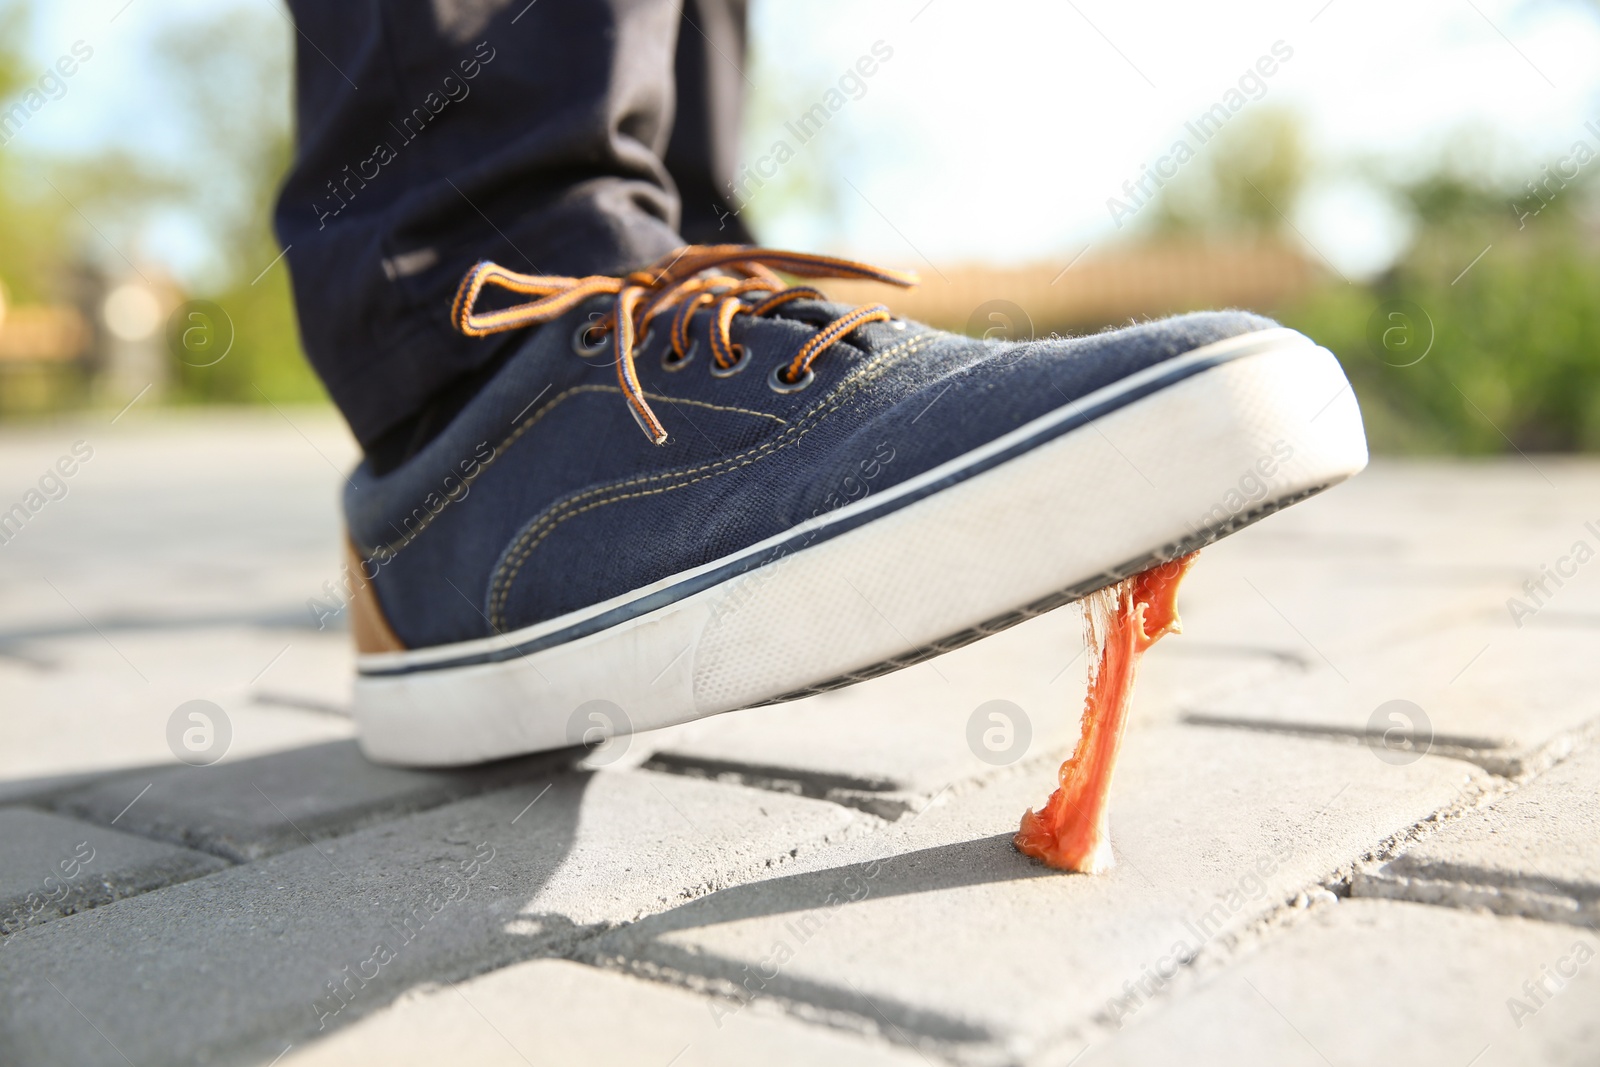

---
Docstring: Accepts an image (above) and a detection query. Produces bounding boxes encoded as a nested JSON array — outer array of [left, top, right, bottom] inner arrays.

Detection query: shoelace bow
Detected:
[[451, 245, 917, 445]]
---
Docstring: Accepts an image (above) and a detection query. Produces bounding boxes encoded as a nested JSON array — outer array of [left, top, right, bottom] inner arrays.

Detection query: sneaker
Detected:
[[342, 245, 1366, 765]]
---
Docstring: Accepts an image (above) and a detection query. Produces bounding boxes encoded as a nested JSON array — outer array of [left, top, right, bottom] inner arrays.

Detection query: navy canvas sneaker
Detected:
[[341, 245, 1367, 765]]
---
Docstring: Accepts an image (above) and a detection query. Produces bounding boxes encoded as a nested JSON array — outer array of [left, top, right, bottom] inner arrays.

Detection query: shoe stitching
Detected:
[[642, 390, 789, 426], [488, 332, 931, 627], [488, 335, 928, 572], [361, 384, 788, 557], [488, 331, 934, 629]]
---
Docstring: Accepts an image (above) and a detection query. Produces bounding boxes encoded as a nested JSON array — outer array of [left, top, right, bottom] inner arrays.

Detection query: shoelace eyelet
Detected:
[[452, 248, 918, 446], [661, 339, 697, 372], [767, 364, 815, 394], [572, 321, 610, 357], [708, 344, 751, 379]]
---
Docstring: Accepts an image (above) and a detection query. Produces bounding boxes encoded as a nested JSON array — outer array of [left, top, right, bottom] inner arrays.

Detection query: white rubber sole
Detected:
[[353, 328, 1367, 766]]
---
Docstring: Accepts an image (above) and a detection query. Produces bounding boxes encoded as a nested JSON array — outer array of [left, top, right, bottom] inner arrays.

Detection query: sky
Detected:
[[11, 0, 1600, 283], [741, 0, 1600, 275]]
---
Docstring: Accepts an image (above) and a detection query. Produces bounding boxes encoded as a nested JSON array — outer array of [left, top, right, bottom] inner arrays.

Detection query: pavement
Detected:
[[0, 407, 1596, 1067]]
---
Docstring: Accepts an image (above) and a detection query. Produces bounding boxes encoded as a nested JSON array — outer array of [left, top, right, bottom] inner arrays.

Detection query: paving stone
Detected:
[[0, 411, 362, 785], [0, 807, 226, 935], [1354, 743, 1600, 925], [588, 724, 1480, 1064], [6, 404, 1598, 1065], [1183, 621, 1600, 776], [0, 768, 863, 1067], [0, 631, 357, 786], [1216, 460, 1600, 645], [1176, 536, 1502, 667], [1166, 468, 1515, 648], [279, 957, 924, 1067], [1263, 458, 1600, 569], [0, 768, 127, 808], [1078, 899, 1600, 1067], [51, 739, 582, 862], [1166, 460, 1600, 681], [0, 409, 356, 631]]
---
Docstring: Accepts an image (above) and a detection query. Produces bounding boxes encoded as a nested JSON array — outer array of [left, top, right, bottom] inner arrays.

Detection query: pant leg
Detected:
[[663, 0, 753, 245], [276, 0, 699, 451]]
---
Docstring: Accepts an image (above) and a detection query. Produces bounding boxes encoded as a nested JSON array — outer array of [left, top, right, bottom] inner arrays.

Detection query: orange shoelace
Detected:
[[451, 245, 917, 444]]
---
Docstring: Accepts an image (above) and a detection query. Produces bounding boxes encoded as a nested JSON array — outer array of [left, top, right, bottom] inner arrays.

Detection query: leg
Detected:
[[275, 0, 704, 454], [663, 0, 753, 245]]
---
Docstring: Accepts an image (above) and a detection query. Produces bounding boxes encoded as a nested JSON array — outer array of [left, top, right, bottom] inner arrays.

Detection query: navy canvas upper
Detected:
[[344, 301, 1278, 649]]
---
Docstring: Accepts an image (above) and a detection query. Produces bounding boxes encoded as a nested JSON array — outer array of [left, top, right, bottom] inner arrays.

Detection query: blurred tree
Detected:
[[736, 47, 857, 250], [0, 0, 71, 306], [1, 2, 320, 408], [1141, 102, 1600, 454], [149, 7, 322, 404], [1282, 144, 1600, 452], [1147, 106, 1310, 237], [736, 29, 917, 254]]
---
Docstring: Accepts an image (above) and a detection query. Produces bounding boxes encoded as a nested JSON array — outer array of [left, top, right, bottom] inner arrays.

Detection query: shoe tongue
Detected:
[[764, 295, 853, 325]]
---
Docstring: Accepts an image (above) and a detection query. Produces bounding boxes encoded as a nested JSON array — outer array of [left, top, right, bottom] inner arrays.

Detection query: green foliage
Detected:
[[1148, 106, 1310, 237], [152, 7, 324, 406], [8, 3, 1600, 449], [169, 263, 322, 403], [1282, 215, 1600, 454], [0, 2, 323, 409], [1149, 106, 1600, 453], [0, 1, 20, 99], [0, 1, 71, 306]]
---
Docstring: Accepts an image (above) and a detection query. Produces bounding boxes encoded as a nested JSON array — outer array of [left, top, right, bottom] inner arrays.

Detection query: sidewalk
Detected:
[[1, 409, 1596, 1066]]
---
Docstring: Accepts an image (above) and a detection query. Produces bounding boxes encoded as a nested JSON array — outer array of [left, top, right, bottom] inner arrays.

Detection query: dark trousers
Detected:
[[274, 0, 751, 452]]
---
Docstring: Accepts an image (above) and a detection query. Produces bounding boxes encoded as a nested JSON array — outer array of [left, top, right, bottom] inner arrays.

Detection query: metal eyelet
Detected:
[[661, 339, 697, 372], [889, 318, 908, 331], [767, 364, 815, 394], [573, 321, 610, 357], [708, 344, 751, 379]]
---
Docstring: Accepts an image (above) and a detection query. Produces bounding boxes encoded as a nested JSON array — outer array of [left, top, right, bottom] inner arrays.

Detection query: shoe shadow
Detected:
[[639, 833, 1055, 933], [1, 739, 597, 1067], [584, 833, 1056, 1047], [47, 738, 582, 862]]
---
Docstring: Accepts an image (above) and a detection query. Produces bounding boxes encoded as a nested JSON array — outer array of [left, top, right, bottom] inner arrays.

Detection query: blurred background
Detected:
[[2, 0, 1598, 453]]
